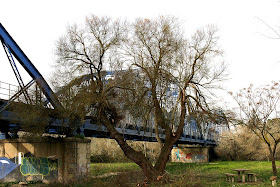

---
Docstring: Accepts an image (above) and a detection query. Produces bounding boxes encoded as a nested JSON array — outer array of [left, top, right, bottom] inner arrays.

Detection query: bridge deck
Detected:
[[0, 98, 216, 145]]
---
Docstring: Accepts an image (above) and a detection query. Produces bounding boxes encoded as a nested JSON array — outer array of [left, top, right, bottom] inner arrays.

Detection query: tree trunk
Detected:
[[271, 156, 277, 176], [100, 111, 161, 182], [269, 146, 277, 176], [154, 118, 163, 148], [154, 89, 187, 174], [154, 138, 176, 173], [271, 152, 277, 176], [99, 86, 184, 182]]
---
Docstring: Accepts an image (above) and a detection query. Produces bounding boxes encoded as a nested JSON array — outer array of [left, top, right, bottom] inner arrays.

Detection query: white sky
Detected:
[[0, 0, 280, 105]]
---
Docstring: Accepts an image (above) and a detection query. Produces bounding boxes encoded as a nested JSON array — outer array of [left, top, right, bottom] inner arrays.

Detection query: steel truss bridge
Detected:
[[0, 23, 218, 145]]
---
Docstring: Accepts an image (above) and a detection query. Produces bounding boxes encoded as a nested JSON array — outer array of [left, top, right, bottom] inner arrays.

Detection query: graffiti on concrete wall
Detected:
[[0, 157, 19, 179], [174, 149, 207, 163], [20, 157, 57, 177]]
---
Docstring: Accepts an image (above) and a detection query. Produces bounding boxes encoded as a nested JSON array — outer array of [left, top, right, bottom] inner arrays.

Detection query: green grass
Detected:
[[90, 161, 280, 186], [164, 161, 280, 186], [90, 162, 139, 176], [9, 161, 277, 186]]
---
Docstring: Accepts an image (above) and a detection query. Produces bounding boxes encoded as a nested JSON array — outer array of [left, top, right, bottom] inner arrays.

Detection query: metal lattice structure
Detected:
[[0, 23, 63, 111]]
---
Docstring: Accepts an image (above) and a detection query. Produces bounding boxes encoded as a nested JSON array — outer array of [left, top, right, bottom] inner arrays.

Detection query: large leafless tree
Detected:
[[54, 15, 226, 182], [231, 82, 280, 176]]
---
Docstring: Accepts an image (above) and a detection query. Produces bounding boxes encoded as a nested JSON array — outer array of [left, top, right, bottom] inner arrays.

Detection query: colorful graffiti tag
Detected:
[[175, 150, 187, 162], [174, 149, 207, 162], [20, 157, 57, 177]]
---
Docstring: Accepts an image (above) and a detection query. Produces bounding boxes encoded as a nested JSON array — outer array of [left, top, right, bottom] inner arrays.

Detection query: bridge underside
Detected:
[[0, 98, 215, 145]]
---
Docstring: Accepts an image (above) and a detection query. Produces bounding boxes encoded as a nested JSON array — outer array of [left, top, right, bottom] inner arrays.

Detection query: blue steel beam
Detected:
[[0, 98, 216, 145], [0, 23, 64, 111]]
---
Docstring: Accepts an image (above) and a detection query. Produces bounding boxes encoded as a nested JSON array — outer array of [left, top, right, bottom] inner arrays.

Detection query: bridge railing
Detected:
[[0, 81, 20, 100], [0, 80, 53, 110]]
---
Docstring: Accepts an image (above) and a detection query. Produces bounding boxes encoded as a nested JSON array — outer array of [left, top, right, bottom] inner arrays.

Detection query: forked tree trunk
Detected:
[[100, 111, 162, 182], [99, 87, 186, 182], [154, 137, 177, 173], [100, 110, 183, 182]]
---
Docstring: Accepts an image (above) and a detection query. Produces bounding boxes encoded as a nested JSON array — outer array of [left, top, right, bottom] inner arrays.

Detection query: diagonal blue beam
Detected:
[[0, 23, 64, 111]]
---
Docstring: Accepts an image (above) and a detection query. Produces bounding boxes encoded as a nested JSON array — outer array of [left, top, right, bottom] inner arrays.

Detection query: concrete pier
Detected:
[[0, 137, 91, 183]]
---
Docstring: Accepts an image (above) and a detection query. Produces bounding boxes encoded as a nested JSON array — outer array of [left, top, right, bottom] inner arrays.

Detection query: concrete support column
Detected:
[[0, 142, 4, 157]]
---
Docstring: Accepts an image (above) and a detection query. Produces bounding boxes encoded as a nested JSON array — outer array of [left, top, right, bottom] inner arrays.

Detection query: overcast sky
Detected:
[[0, 0, 280, 105]]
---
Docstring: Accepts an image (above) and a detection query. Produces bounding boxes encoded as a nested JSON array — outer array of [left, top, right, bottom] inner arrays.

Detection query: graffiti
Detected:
[[20, 157, 57, 177], [174, 149, 207, 162], [175, 150, 187, 162], [49, 162, 58, 171], [191, 152, 205, 160], [185, 153, 192, 160], [175, 150, 181, 160], [0, 157, 19, 179], [0, 160, 9, 164]]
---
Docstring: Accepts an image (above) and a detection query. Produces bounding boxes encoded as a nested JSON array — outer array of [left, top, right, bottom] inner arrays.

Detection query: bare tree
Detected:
[[54, 15, 227, 182], [122, 15, 225, 171], [54, 15, 127, 131], [256, 17, 280, 40], [231, 82, 280, 175]]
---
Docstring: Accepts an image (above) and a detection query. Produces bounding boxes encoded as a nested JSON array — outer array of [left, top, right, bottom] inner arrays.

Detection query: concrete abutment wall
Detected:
[[0, 137, 91, 183], [88, 137, 210, 163]]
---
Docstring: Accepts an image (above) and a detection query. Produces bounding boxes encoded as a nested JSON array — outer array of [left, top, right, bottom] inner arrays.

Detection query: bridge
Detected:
[[0, 23, 221, 145]]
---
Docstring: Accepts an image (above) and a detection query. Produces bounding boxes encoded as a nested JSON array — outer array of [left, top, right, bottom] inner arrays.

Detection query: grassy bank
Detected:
[[90, 161, 280, 186], [2, 161, 278, 186]]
